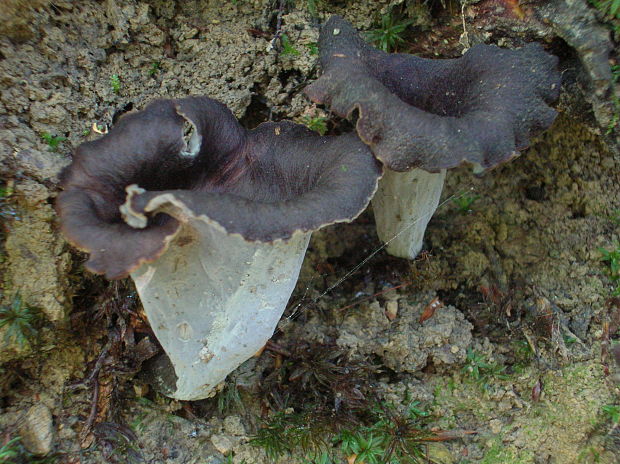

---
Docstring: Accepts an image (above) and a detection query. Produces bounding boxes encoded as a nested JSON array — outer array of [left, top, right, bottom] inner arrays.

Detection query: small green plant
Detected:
[[148, 61, 161, 76], [339, 431, 384, 464], [612, 64, 620, 82], [130, 411, 149, 433], [280, 33, 300, 56], [607, 111, 619, 135], [306, 0, 322, 17], [302, 451, 333, 464], [599, 242, 620, 296], [0, 437, 21, 462], [225, 454, 249, 464], [563, 334, 577, 346], [602, 404, 620, 424], [40, 132, 66, 152], [0, 294, 40, 348], [110, 74, 122, 94], [462, 348, 508, 387], [251, 411, 326, 459], [0, 436, 58, 463], [606, 95, 620, 135], [589, 0, 620, 19], [301, 115, 328, 135], [337, 401, 439, 464], [452, 192, 479, 214], [366, 11, 413, 52], [306, 42, 319, 55], [512, 339, 534, 371], [217, 381, 244, 414]]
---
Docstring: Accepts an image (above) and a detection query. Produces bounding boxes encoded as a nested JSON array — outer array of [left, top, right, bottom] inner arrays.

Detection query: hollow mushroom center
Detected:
[[367, 55, 479, 118]]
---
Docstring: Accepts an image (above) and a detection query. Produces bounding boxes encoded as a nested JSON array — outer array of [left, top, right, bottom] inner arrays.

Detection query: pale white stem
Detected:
[[372, 169, 446, 259], [129, 206, 310, 400]]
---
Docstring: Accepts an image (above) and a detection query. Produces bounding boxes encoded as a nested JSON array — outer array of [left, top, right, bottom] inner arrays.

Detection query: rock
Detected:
[[14, 179, 49, 206], [133, 383, 149, 397], [12, 149, 70, 185], [210, 434, 234, 455], [223, 415, 245, 436], [427, 443, 455, 464], [489, 419, 503, 434], [18, 404, 54, 455], [1, 178, 72, 356], [385, 300, 398, 321], [0, 0, 47, 42], [336, 292, 473, 373]]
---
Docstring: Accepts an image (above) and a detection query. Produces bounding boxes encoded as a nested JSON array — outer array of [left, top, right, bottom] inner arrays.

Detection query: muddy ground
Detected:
[[0, 0, 619, 463]]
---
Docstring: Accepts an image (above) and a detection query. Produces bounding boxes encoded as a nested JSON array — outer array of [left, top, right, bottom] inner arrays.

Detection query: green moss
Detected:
[[481, 438, 534, 464]]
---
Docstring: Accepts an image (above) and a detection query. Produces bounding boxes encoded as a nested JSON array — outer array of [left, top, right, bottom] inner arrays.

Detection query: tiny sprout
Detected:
[[110, 74, 122, 94], [340, 433, 383, 464], [606, 95, 620, 135], [40, 132, 66, 152], [280, 33, 300, 56], [366, 11, 413, 52], [300, 114, 328, 135], [462, 348, 508, 387], [599, 242, 620, 296], [452, 192, 479, 214], [0, 181, 12, 198], [0, 437, 22, 461], [0, 294, 40, 348], [148, 61, 161, 76], [589, 0, 620, 19], [602, 404, 620, 424], [306, 42, 319, 55], [606, 111, 619, 135], [307, 0, 321, 18]]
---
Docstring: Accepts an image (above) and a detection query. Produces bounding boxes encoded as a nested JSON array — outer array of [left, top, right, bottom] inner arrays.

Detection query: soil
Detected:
[[1, 1, 619, 463]]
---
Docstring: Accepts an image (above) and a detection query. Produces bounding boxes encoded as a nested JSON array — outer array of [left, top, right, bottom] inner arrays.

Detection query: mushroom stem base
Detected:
[[131, 223, 311, 401], [372, 169, 446, 260]]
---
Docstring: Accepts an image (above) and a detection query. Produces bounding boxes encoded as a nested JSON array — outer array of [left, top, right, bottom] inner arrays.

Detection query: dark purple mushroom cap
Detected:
[[57, 96, 381, 280], [304, 16, 561, 172]]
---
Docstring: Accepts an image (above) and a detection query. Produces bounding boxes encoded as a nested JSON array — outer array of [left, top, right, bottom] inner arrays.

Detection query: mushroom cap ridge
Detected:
[[304, 15, 561, 172], [57, 96, 382, 279]]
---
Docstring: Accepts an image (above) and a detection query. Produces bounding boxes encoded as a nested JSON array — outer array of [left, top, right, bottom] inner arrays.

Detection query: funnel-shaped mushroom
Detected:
[[57, 96, 381, 400], [305, 16, 560, 258]]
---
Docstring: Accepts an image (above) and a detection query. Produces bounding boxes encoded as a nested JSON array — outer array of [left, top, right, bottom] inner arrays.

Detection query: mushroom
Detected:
[[57, 96, 381, 400], [305, 16, 561, 259]]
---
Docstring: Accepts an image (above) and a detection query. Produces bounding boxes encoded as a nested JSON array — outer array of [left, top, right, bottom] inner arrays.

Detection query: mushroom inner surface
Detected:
[[188, 125, 332, 204], [365, 54, 479, 118]]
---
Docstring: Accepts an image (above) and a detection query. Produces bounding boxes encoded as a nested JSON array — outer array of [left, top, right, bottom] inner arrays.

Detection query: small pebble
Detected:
[[210, 434, 234, 454], [385, 300, 398, 320], [489, 419, 502, 434], [18, 404, 53, 455]]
